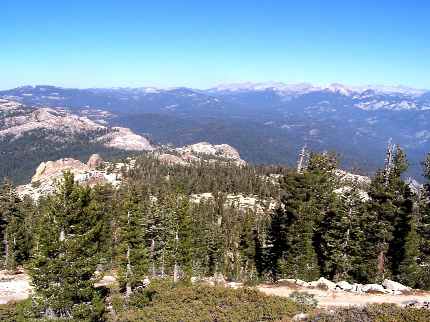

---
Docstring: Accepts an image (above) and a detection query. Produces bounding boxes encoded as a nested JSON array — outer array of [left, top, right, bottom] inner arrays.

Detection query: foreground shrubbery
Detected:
[[310, 304, 430, 322], [112, 280, 308, 321]]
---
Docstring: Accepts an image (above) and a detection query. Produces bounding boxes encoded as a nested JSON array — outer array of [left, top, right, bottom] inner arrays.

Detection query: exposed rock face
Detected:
[[174, 142, 246, 166], [87, 154, 104, 169], [334, 169, 371, 185], [315, 277, 336, 290], [361, 284, 388, 293], [32, 158, 89, 183], [336, 281, 354, 291], [382, 279, 411, 292], [190, 193, 276, 215], [18, 155, 128, 200], [17, 141, 246, 200], [284, 278, 417, 296], [0, 99, 24, 113], [96, 127, 154, 151], [157, 153, 189, 166], [0, 107, 104, 139], [0, 100, 154, 152], [178, 142, 240, 159]]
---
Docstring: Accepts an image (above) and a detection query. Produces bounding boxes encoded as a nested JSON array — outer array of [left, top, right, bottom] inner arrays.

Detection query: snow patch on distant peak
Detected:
[[210, 82, 428, 97]]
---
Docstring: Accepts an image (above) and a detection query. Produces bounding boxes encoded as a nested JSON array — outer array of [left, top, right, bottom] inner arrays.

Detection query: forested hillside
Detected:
[[2, 85, 429, 179], [0, 146, 429, 320]]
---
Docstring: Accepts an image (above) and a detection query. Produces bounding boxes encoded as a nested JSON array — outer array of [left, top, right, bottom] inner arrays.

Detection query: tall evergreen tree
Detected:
[[366, 146, 415, 283], [398, 215, 421, 287], [416, 153, 430, 289], [0, 179, 30, 270], [30, 172, 105, 320], [117, 185, 149, 298], [267, 152, 338, 281], [318, 185, 367, 282]]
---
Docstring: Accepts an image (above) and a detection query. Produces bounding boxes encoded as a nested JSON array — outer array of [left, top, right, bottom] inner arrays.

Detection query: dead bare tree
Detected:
[[297, 145, 309, 174]]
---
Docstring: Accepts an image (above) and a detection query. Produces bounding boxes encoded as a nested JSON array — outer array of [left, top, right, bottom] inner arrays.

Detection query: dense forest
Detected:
[[0, 128, 133, 184], [0, 147, 429, 321]]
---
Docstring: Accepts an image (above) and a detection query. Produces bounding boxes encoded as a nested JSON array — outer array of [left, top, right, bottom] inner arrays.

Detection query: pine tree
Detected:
[[0, 179, 30, 271], [318, 185, 367, 281], [172, 194, 193, 281], [29, 172, 105, 320], [267, 167, 327, 281], [366, 146, 414, 283], [398, 216, 421, 287], [117, 185, 149, 298], [91, 184, 115, 270], [416, 153, 430, 289]]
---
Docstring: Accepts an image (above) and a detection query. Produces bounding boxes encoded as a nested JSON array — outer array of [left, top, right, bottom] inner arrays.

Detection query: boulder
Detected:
[[361, 284, 387, 293], [295, 279, 310, 288], [87, 154, 104, 169], [382, 279, 411, 293], [351, 283, 364, 293], [292, 313, 309, 321], [336, 281, 353, 291], [316, 277, 336, 290], [31, 158, 89, 183], [308, 281, 319, 288]]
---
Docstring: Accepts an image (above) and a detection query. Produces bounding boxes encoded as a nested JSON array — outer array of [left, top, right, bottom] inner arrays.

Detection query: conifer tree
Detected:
[[318, 185, 366, 281], [238, 211, 260, 281], [30, 172, 105, 320], [91, 184, 115, 270], [0, 179, 30, 270], [267, 169, 325, 281], [416, 153, 430, 289], [172, 194, 193, 281], [398, 216, 421, 287], [117, 185, 149, 298], [366, 146, 414, 282]]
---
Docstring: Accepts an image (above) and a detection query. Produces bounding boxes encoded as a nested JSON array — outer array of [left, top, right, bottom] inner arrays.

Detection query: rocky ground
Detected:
[[17, 141, 247, 200], [258, 284, 430, 309], [0, 271, 31, 305]]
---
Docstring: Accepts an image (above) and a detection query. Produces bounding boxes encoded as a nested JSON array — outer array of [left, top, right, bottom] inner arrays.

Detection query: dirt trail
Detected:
[[1, 270, 429, 308], [257, 284, 430, 308]]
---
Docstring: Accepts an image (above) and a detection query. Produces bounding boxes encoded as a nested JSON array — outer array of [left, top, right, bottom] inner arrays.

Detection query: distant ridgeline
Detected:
[[1, 84, 430, 179]]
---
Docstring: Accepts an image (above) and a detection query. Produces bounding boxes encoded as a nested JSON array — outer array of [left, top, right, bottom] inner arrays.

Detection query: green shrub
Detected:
[[0, 302, 18, 322], [288, 291, 318, 308], [114, 279, 308, 321], [310, 304, 430, 322]]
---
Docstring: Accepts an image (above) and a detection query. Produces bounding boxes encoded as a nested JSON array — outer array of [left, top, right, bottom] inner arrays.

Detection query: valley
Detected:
[[1, 83, 429, 183]]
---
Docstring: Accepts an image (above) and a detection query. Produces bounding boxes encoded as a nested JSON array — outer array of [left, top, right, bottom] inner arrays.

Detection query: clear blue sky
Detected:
[[2, 0, 429, 89]]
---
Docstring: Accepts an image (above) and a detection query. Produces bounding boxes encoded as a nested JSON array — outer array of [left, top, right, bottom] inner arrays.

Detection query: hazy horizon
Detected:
[[1, 81, 429, 92]]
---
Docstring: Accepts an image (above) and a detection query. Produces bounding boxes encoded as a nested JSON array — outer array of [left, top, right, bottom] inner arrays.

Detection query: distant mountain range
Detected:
[[1, 83, 429, 180]]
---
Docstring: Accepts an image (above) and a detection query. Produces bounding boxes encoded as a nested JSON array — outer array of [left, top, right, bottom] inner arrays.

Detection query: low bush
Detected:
[[288, 291, 318, 308], [114, 279, 308, 321], [310, 303, 430, 322]]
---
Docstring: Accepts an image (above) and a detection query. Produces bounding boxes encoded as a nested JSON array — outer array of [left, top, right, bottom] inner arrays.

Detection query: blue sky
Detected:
[[1, 0, 429, 89]]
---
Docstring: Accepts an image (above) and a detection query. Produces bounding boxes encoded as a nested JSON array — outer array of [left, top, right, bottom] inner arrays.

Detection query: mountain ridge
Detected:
[[1, 83, 429, 180]]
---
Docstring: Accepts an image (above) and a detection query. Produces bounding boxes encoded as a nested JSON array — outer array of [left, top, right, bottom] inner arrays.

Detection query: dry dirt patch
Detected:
[[257, 284, 430, 308]]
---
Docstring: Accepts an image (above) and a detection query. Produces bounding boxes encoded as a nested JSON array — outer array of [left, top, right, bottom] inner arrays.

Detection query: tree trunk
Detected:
[[126, 246, 132, 298], [173, 231, 179, 283], [151, 239, 155, 277], [126, 211, 132, 298], [4, 233, 9, 269]]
